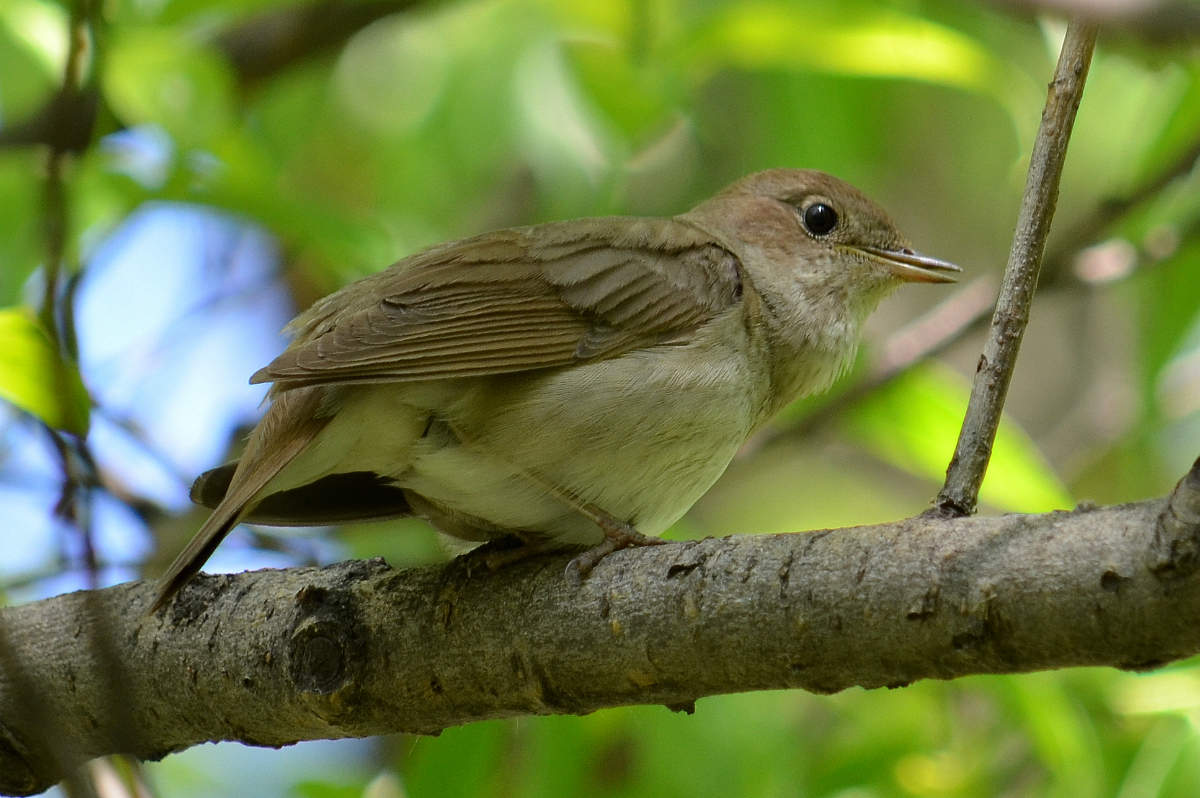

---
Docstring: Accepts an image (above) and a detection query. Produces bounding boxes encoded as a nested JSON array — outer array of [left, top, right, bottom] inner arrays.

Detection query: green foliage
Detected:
[[0, 3, 62, 120], [0, 152, 44, 303], [843, 363, 1072, 512], [105, 27, 237, 147], [0, 307, 89, 435]]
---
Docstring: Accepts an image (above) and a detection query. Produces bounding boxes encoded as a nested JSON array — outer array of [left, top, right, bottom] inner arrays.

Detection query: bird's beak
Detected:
[[848, 245, 962, 284]]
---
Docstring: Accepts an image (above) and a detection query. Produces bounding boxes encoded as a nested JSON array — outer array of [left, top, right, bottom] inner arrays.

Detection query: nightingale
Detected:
[[151, 168, 959, 611]]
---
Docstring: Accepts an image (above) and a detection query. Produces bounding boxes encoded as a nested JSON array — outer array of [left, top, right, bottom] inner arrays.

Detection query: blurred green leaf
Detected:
[[1136, 239, 1200, 401], [566, 38, 683, 144], [1133, 63, 1200, 188], [684, 1, 1034, 113], [115, 0, 285, 26], [0, 152, 43, 304], [405, 721, 508, 797], [0, 0, 64, 120], [291, 779, 364, 798], [842, 363, 1072, 512], [1004, 674, 1107, 795], [0, 307, 89, 435], [104, 26, 236, 147]]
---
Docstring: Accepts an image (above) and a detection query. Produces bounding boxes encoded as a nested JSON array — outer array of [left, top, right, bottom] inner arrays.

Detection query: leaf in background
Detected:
[[1067, 48, 1199, 206], [0, 307, 90, 435], [0, 152, 43, 304], [683, 1, 1037, 115], [842, 362, 1071, 512], [1132, 63, 1200, 191], [514, 38, 618, 206], [104, 26, 236, 148], [1136, 239, 1200, 402], [0, 0, 65, 119]]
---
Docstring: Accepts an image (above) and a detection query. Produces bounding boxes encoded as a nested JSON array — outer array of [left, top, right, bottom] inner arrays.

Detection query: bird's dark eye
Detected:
[[802, 203, 838, 236]]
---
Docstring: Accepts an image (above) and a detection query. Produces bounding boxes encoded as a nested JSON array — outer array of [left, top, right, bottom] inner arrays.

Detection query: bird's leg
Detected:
[[494, 463, 669, 579], [455, 504, 664, 579], [560, 498, 669, 583], [459, 533, 558, 571], [442, 419, 668, 579]]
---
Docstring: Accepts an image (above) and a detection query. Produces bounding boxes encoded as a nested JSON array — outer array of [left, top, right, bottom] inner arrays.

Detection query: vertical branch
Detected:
[[23, 5, 156, 792], [933, 20, 1099, 517], [35, 0, 103, 584], [38, 0, 94, 339]]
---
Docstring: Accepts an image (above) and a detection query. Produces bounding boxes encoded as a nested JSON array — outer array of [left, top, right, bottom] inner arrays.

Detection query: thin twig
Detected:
[[933, 21, 1099, 516], [37, 0, 93, 339], [37, 0, 102, 584]]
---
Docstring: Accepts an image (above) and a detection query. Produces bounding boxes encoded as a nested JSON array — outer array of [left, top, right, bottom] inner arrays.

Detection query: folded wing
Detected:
[[252, 217, 744, 390]]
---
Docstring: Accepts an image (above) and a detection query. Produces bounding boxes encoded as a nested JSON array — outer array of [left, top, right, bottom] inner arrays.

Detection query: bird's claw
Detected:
[[564, 521, 667, 584]]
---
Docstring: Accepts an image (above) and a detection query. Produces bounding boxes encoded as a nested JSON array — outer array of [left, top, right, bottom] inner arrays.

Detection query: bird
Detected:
[[150, 168, 959, 612]]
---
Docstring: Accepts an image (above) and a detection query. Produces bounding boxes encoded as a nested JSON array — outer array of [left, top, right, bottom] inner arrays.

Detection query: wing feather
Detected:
[[254, 218, 742, 389]]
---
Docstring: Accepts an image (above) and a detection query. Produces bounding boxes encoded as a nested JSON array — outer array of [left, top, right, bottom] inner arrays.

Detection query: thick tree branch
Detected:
[[4, 476, 1200, 795], [935, 21, 1098, 515]]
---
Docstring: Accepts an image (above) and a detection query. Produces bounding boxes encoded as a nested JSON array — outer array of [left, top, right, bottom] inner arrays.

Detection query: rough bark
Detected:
[[2, 472, 1200, 796]]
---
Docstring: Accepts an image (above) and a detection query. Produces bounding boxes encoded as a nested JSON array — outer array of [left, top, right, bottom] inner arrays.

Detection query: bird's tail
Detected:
[[149, 389, 330, 613], [148, 495, 251, 614]]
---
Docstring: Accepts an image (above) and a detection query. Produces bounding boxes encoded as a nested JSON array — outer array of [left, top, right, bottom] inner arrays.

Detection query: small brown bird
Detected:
[[151, 169, 959, 611]]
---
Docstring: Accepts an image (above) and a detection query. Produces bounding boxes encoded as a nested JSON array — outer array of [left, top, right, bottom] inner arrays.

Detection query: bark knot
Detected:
[[287, 579, 368, 696], [289, 618, 349, 695]]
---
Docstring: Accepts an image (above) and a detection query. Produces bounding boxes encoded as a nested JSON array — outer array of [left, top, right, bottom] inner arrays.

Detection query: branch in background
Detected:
[[214, 0, 419, 86], [934, 21, 1098, 516], [993, 0, 1200, 43], [35, 0, 103, 584], [15, 5, 148, 795], [0, 88, 98, 153], [2, 471, 1200, 795], [37, 0, 95, 337], [0, 0, 420, 151]]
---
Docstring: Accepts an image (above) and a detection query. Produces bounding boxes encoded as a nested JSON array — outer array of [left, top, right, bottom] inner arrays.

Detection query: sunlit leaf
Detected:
[[0, 0, 64, 119], [515, 39, 616, 193], [0, 307, 90, 435], [683, 1, 1037, 114], [842, 362, 1072, 512]]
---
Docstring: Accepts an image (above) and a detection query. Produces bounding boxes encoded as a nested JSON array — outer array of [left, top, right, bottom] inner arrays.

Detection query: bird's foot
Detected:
[[565, 519, 667, 584], [456, 534, 552, 574]]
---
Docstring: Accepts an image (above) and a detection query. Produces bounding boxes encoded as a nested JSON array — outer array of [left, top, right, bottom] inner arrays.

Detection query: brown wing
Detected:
[[251, 217, 743, 390]]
